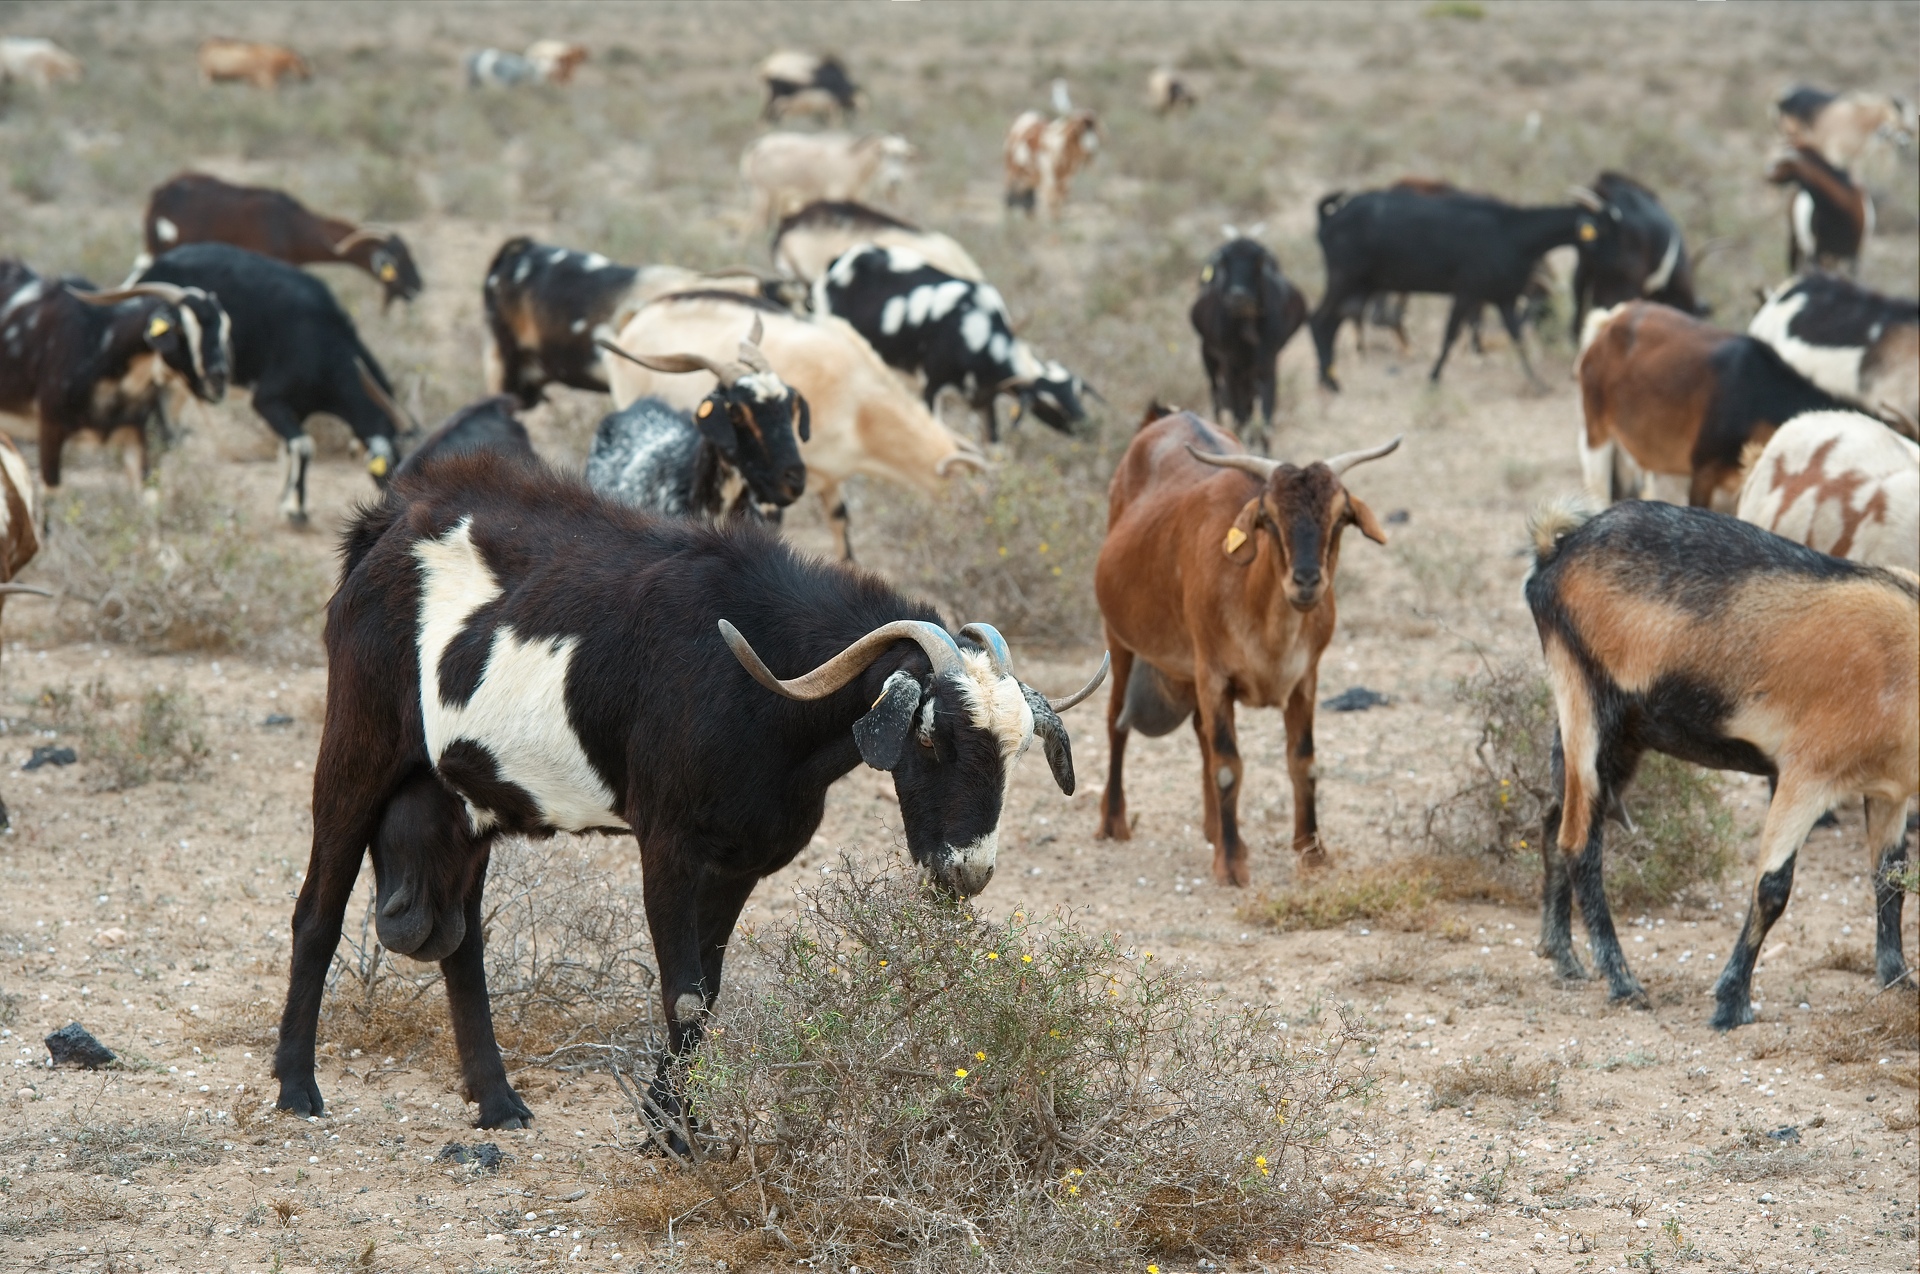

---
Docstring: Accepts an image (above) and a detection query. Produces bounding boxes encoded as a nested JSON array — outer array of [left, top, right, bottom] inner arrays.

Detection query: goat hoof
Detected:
[[1610, 985, 1651, 1010], [284, 511, 311, 532], [474, 1089, 533, 1130], [275, 1074, 325, 1118], [1710, 999, 1754, 1032]]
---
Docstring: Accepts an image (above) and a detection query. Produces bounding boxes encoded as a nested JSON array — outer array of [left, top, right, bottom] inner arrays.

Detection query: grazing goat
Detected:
[[1749, 273, 1919, 427], [813, 245, 1089, 442], [271, 453, 1104, 1142], [467, 41, 588, 88], [1575, 301, 1850, 509], [1767, 148, 1872, 275], [1310, 186, 1601, 389], [0, 263, 230, 492], [1095, 409, 1399, 885], [759, 50, 861, 122], [1147, 67, 1196, 114], [1189, 234, 1309, 453], [1736, 410, 1919, 574], [142, 173, 422, 309], [741, 132, 914, 227], [1776, 86, 1917, 170], [604, 292, 986, 559], [138, 245, 413, 525], [771, 200, 984, 283], [1569, 173, 1701, 343], [590, 317, 809, 519], [394, 397, 535, 481], [198, 39, 310, 89], [0, 38, 83, 88], [1525, 500, 1917, 1027], [1004, 109, 1101, 218]]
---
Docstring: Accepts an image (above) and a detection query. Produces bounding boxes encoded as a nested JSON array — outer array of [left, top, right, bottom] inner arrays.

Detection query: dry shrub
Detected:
[[31, 453, 327, 659], [1248, 854, 1518, 933], [1422, 661, 1734, 912], [1813, 989, 1920, 1065], [37, 679, 209, 791], [1428, 1054, 1560, 1111], [624, 861, 1381, 1271], [0, 1177, 143, 1236], [1809, 944, 1878, 977], [61, 1117, 219, 1176], [1708, 1125, 1823, 1182]]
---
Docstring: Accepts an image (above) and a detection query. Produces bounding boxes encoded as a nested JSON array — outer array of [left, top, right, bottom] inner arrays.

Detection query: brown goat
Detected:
[[1576, 302, 1849, 509], [1005, 109, 1101, 218], [198, 39, 311, 89], [1094, 410, 1398, 885]]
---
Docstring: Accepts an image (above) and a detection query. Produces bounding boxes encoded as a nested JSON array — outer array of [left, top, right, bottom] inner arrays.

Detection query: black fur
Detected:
[[1570, 172, 1703, 342], [396, 396, 535, 480], [481, 237, 642, 406], [1188, 238, 1308, 453]]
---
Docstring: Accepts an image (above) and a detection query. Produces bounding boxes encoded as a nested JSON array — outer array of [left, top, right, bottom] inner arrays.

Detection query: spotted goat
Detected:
[[1748, 273, 1918, 428], [1736, 409, 1918, 574]]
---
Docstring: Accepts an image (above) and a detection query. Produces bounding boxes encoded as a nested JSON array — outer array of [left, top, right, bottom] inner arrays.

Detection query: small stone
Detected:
[[262, 713, 295, 728], [45, 1022, 114, 1068], [23, 745, 76, 771], [1322, 686, 1390, 713], [437, 1140, 504, 1171]]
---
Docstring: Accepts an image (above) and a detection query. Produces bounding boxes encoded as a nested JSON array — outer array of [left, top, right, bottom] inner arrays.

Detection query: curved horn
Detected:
[[1877, 402, 1919, 441], [355, 358, 417, 434], [1045, 650, 1109, 712], [68, 282, 193, 306], [1321, 434, 1403, 476], [332, 228, 392, 255], [958, 623, 1012, 677], [0, 582, 53, 597], [596, 338, 755, 387], [720, 618, 964, 701], [737, 314, 772, 374], [935, 449, 990, 477], [1567, 185, 1604, 211], [1186, 444, 1280, 479]]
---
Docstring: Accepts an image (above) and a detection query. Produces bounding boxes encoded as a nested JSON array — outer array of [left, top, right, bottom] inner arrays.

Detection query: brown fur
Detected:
[[198, 39, 312, 89]]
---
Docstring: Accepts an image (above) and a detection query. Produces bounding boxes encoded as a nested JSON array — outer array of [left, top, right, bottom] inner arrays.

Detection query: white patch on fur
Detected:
[[903, 280, 971, 328], [949, 650, 1035, 761], [737, 371, 787, 403], [176, 305, 205, 385], [988, 333, 1009, 362], [960, 309, 991, 352], [1791, 191, 1816, 261], [414, 518, 628, 833], [884, 246, 928, 273], [1008, 341, 1045, 379], [582, 253, 611, 271], [974, 285, 1009, 318], [154, 216, 178, 245], [880, 295, 907, 335], [0, 280, 42, 322], [1643, 231, 1680, 295], [1579, 436, 1617, 506], [547, 249, 568, 265], [672, 992, 705, 1022], [1748, 290, 1867, 401], [946, 829, 999, 890]]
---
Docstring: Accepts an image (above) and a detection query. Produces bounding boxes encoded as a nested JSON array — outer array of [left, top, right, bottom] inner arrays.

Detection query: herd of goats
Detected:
[[0, 33, 1916, 1144]]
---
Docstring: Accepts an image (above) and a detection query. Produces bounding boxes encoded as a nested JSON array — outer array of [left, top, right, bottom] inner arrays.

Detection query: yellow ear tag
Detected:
[[1578, 223, 1596, 242], [1201, 265, 1213, 282], [147, 316, 171, 338], [1009, 402, 1022, 420], [697, 400, 714, 418], [379, 263, 398, 281], [1223, 526, 1247, 555], [368, 455, 388, 477]]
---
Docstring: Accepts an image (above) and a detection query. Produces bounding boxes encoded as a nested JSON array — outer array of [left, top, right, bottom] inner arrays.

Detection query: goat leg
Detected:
[[1566, 789, 1646, 1006], [1281, 676, 1322, 861], [1097, 643, 1135, 841], [1868, 797, 1914, 990], [440, 842, 530, 1129], [1428, 299, 1468, 383], [1538, 739, 1588, 979], [1712, 778, 1828, 1030]]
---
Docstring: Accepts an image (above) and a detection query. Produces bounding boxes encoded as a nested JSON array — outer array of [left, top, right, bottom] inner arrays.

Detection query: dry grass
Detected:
[[1428, 1054, 1561, 1112], [35, 679, 210, 791], [609, 860, 1386, 1270], [1248, 853, 1524, 934], [1812, 989, 1920, 1066], [1808, 944, 1879, 977]]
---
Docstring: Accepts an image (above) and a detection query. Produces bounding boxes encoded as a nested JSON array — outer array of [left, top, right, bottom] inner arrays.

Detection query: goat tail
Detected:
[[1527, 497, 1593, 569], [1316, 191, 1348, 224]]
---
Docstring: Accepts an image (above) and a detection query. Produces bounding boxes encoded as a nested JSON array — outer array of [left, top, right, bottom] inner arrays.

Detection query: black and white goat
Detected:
[[814, 245, 1089, 443], [1749, 273, 1918, 428], [0, 261, 230, 491], [1767, 147, 1873, 276], [588, 318, 809, 520], [138, 243, 413, 525], [270, 451, 1106, 1142], [1526, 500, 1917, 1029]]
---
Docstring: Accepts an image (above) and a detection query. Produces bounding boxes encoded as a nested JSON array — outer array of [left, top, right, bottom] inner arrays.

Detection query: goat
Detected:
[[1568, 173, 1701, 343], [467, 41, 588, 88], [604, 292, 987, 560], [394, 397, 536, 482], [137, 244, 414, 525], [771, 200, 984, 284], [1004, 109, 1101, 218], [812, 245, 1089, 443], [0, 263, 230, 492], [1749, 273, 1919, 427], [1736, 409, 1919, 574], [589, 317, 810, 519], [1525, 499, 1917, 1026], [526, 41, 589, 85], [1189, 234, 1309, 454], [1575, 301, 1851, 509], [1767, 148, 1872, 276], [0, 434, 48, 828], [142, 172, 422, 309], [197, 39, 310, 89], [759, 50, 861, 123], [0, 37, 83, 88], [1309, 186, 1603, 390], [270, 452, 1105, 1143], [1776, 86, 1917, 171], [1147, 66, 1196, 114], [1095, 410, 1399, 885], [740, 132, 914, 228]]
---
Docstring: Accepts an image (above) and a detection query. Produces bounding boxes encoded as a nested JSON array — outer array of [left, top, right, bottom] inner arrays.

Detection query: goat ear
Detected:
[[1346, 492, 1388, 545], [1223, 497, 1261, 563], [1021, 685, 1076, 795], [693, 396, 738, 452], [796, 394, 811, 443], [853, 671, 923, 771]]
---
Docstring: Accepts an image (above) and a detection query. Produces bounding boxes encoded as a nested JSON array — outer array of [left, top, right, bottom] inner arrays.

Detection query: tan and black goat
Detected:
[[1525, 499, 1918, 1029]]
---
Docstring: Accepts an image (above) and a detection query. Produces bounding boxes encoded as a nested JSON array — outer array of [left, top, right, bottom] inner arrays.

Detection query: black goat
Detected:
[[588, 317, 810, 519], [270, 453, 1106, 1143], [395, 397, 535, 481], [1188, 235, 1307, 453], [0, 261, 230, 491], [1569, 172, 1702, 342], [814, 245, 1089, 443], [1309, 187, 1604, 390], [1767, 147, 1872, 275], [759, 50, 860, 122], [139, 243, 413, 525]]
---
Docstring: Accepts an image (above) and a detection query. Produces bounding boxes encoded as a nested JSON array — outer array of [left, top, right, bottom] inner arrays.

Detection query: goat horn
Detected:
[[737, 314, 772, 374], [720, 618, 964, 701], [1877, 402, 1919, 442], [1567, 185, 1604, 211], [1186, 444, 1280, 479], [68, 282, 193, 306], [936, 447, 990, 477], [1322, 434, 1403, 476], [596, 338, 754, 386], [958, 623, 1013, 677], [1044, 650, 1109, 712], [332, 228, 390, 254], [355, 358, 417, 434], [0, 582, 53, 597]]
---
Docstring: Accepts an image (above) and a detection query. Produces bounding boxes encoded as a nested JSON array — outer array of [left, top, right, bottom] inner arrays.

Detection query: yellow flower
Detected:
[[1038, 541, 1050, 553], [1051, 566, 1062, 576], [1049, 1029, 1061, 1038], [955, 1068, 969, 1079], [1014, 911, 1026, 921], [1255, 1156, 1267, 1168], [998, 546, 1008, 557], [879, 960, 888, 967], [975, 1051, 987, 1061], [1149, 1266, 1160, 1273], [1022, 954, 1033, 963], [987, 951, 999, 960], [1142, 951, 1153, 961], [1260, 1167, 1271, 1176], [1070, 1168, 1082, 1175], [1067, 1184, 1079, 1196]]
